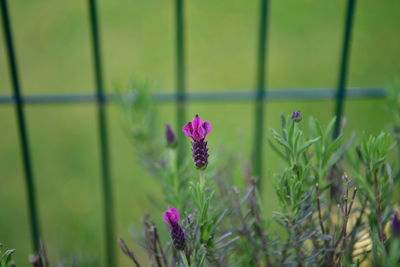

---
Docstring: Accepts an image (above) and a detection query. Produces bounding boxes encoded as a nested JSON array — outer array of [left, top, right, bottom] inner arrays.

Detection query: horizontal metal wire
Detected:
[[0, 87, 385, 105]]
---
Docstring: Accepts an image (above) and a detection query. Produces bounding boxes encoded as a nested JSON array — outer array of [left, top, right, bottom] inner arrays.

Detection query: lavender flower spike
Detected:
[[182, 114, 211, 169], [164, 123, 176, 147], [291, 110, 302, 122], [391, 210, 400, 236], [162, 206, 185, 250]]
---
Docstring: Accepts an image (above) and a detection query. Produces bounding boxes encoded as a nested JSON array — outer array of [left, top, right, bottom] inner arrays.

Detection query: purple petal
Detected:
[[191, 115, 205, 140], [202, 121, 211, 135], [182, 115, 211, 141], [162, 206, 180, 225], [182, 122, 193, 138], [167, 206, 180, 222], [165, 123, 176, 145], [191, 114, 202, 130], [162, 211, 171, 225]]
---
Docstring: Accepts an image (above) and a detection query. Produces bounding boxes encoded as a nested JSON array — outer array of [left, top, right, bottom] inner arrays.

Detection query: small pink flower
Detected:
[[162, 206, 185, 250], [182, 114, 211, 141], [162, 206, 180, 226], [182, 114, 211, 169]]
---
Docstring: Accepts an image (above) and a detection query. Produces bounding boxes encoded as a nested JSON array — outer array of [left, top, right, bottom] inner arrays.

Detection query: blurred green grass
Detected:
[[0, 0, 399, 266]]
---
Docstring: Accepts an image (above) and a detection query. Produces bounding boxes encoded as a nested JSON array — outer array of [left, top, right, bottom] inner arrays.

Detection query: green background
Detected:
[[1, 0, 399, 265]]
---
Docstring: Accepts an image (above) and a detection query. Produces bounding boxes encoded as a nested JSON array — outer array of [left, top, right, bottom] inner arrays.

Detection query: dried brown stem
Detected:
[[342, 188, 357, 249], [373, 169, 385, 244], [247, 178, 271, 267], [142, 218, 163, 267], [154, 228, 169, 267], [118, 238, 142, 267], [150, 225, 163, 267], [39, 240, 49, 267], [346, 196, 368, 262], [232, 187, 259, 264], [334, 188, 357, 249], [316, 184, 325, 234], [332, 186, 357, 267]]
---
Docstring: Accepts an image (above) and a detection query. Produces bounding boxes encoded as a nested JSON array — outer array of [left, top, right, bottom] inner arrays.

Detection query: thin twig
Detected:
[[248, 178, 272, 266], [332, 186, 357, 267], [346, 189, 357, 219], [154, 228, 169, 267], [334, 188, 357, 249], [316, 184, 325, 234], [150, 224, 163, 267], [342, 188, 357, 250], [118, 238, 142, 267], [346, 196, 368, 263], [39, 240, 49, 267], [232, 186, 259, 264], [142, 218, 163, 267], [373, 169, 385, 244]]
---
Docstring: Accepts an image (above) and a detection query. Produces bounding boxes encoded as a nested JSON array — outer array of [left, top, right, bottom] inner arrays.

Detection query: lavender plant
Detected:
[[118, 85, 400, 267], [117, 81, 192, 209], [3, 87, 400, 266], [0, 244, 15, 267], [0, 241, 52, 267]]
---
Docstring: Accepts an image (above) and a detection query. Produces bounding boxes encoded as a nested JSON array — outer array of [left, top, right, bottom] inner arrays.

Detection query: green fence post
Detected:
[[253, 0, 269, 190], [333, 0, 357, 138], [0, 0, 41, 253], [175, 0, 187, 163], [87, 0, 115, 266]]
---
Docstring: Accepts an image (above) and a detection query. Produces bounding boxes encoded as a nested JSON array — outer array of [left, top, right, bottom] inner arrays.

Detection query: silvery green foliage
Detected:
[[268, 114, 399, 267], [0, 244, 15, 267], [116, 80, 160, 171], [117, 81, 192, 210], [386, 80, 400, 206], [118, 85, 400, 267]]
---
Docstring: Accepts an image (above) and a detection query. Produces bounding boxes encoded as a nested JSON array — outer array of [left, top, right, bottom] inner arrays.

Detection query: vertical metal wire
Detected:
[[333, 0, 356, 138], [253, 0, 269, 190], [0, 0, 41, 253], [175, 0, 186, 163], [87, 0, 115, 266]]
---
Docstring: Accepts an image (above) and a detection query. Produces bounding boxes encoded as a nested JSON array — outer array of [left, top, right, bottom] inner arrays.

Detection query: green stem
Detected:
[[172, 150, 180, 197], [168, 148, 182, 208], [198, 169, 208, 242], [180, 251, 190, 267], [199, 169, 205, 189]]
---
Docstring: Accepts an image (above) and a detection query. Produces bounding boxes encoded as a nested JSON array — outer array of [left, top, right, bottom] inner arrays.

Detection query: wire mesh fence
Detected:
[[1, 0, 385, 266]]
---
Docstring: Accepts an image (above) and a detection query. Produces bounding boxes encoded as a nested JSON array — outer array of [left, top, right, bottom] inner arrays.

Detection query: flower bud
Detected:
[[191, 140, 209, 169], [291, 110, 302, 122], [391, 210, 400, 237], [162, 206, 185, 250], [164, 123, 176, 147]]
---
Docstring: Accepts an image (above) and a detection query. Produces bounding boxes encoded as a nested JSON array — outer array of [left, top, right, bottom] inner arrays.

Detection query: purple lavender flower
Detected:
[[182, 114, 212, 169], [162, 206, 185, 250], [291, 110, 302, 122], [164, 123, 176, 147], [391, 210, 400, 236]]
